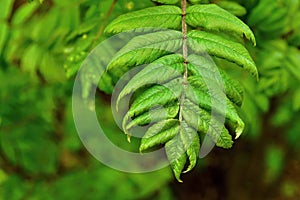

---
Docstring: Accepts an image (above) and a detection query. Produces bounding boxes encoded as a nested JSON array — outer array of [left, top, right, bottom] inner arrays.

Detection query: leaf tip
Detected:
[[251, 36, 256, 46], [139, 147, 144, 155], [176, 176, 183, 183], [234, 118, 245, 139], [127, 134, 131, 143], [183, 168, 191, 174], [103, 25, 113, 35], [139, 149, 143, 154], [139, 144, 146, 153], [235, 126, 244, 139]]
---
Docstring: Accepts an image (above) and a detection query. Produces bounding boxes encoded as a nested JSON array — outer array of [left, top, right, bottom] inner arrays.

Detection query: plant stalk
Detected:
[[179, 0, 188, 123], [92, 0, 118, 48]]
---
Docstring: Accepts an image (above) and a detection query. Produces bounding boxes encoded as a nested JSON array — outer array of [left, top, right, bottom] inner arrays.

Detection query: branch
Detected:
[[91, 0, 118, 48]]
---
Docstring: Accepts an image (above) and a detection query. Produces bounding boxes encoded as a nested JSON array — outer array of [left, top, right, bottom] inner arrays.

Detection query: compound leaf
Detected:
[[105, 1, 257, 182]]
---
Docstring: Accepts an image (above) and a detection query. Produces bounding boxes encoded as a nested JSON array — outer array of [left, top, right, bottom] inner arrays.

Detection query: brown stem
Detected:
[[179, 0, 188, 122], [91, 0, 118, 48]]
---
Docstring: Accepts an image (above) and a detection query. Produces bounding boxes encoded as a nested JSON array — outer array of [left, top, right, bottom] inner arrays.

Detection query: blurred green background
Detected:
[[0, 0, 300, 199]]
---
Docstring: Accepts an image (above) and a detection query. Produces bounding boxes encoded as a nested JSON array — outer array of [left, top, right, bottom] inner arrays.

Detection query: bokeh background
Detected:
[[0, 0, 300, 199]]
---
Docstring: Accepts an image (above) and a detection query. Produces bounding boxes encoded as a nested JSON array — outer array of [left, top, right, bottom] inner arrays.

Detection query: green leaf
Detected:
[[126, 102, 179, 130], [0, 130, 59, 175], [189, 0, 207, 4], [0, 169, 7, 185], [117, 54, 185, 108], [0, 24, 9, 55], [286, 48, 300, 81], [0, 0, 14, 20], [127, 78, 182, 117], [107, 30, 183, 78], [152, 0, 179, 4], [187, 54, 244, 106], [182, 99, 233, 148], [179, 122, 200, 173], [104, 6, 182, 34], [162, 121, 200, 182], [39, 52, 67, 83], [64, 51, 88, 78], [264, 146, 284, 183], [189, 70, 243, 106], [187, 76, 245, 137], [248, 0, 279, 26], [140, 119, 180, 152], [186, 4, 256, 45], [21, 44, 43, 75], [188, 30, 258, 78], [217, 71, 244, 106], [12, 2, 39, 25], [98, 72, 115, 94], [293, 89, 300, 111], [165, 133, 187, 182], [0, 176, 29, 200], [123, 78, 182, 135], [216, 1, 247, 16], [247, 0, 298, 37]]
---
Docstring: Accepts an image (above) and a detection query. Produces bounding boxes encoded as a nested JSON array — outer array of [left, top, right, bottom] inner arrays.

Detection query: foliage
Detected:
[[0, 0, 173, 199], [0, 0, 300, 199], [103, 0, 257, 181]]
